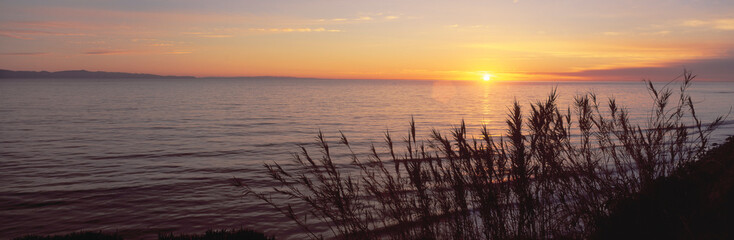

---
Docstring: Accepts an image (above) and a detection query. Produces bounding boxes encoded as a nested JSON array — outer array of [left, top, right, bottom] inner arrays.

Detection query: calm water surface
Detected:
[[1, 78, 732, 239]]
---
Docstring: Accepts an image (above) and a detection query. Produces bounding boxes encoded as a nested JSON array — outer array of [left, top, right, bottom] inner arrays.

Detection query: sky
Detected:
[[1, 0, 733, 81]]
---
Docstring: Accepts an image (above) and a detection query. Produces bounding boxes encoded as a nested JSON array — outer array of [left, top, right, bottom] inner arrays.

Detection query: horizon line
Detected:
[[0, 68, 729, 82]]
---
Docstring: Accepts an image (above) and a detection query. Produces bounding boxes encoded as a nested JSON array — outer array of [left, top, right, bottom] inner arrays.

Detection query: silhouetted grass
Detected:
[[236, 70, 727, 239], [158, 228, 274, 240]]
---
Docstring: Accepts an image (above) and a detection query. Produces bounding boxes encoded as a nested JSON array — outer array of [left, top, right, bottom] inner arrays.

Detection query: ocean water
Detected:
[[1, 78, 732, 239]]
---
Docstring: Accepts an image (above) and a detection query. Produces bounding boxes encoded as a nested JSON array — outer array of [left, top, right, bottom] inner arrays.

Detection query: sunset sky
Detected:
[[1, 0, 733, 81]]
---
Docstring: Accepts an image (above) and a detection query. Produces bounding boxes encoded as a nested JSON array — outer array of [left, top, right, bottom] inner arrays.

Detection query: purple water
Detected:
[[1, 78, 732, 239]]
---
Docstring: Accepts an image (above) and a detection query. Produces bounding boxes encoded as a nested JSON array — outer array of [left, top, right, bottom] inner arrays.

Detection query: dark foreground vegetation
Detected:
[[158, 228, 274, 240], [595, 135, 734, 239], [14, 228, 273, 240], [236, 70, 730, 239]]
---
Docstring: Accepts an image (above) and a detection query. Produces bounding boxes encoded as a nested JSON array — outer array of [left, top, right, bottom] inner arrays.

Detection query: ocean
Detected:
[[1, 78, 732, 239]]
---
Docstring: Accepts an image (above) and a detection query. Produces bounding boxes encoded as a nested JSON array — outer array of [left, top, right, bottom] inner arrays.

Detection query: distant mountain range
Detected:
[[0, 69, 196, 79]]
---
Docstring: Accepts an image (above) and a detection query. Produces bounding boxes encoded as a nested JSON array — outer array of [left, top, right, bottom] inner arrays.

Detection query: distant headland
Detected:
[[0, 69, 317, 80], [0, 69, 196, 79]]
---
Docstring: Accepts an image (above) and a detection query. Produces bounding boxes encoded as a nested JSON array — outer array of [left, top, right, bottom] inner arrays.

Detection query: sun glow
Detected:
[[483, 74, 491, 81]]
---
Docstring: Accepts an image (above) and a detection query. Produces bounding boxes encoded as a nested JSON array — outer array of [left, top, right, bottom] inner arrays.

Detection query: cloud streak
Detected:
[[682, 18, 734, 30], [2, 52, 50, 56], [249, 27, 341, 33], [83, 49, 192, 55], [0, 31, 33, 40], [84, 50, 135, 55], [182, 32, 233, 38], [0, 29, 88, 40], [317, 13, 401, 23]]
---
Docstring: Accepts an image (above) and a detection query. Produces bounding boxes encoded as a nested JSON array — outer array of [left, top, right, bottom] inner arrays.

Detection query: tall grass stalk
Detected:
[[235, 70, 725, 239]]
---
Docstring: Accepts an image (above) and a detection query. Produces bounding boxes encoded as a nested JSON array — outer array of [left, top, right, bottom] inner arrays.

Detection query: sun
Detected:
[[483, 74, 491, 81]]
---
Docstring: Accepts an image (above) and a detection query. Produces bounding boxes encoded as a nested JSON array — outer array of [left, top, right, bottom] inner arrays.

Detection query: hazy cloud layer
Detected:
[[562, 55, 734, 81]]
